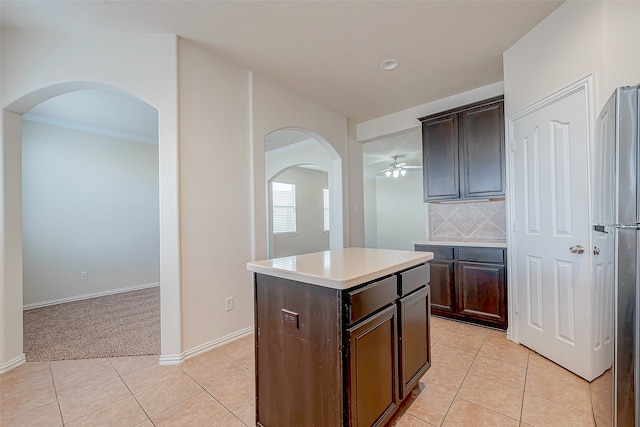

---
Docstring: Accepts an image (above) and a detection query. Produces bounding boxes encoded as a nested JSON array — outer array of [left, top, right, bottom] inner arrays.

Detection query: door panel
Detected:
[[512, 85, 594, 379], [523, 127, 541, 235], [551, 120, 573, 236], [526, 255, 544, 331], [428, 260, 455, 314], [554, 260, 576, 344]]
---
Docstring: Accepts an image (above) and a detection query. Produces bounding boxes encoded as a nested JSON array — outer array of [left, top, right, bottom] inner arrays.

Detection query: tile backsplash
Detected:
[[428, 199, 506, 240]]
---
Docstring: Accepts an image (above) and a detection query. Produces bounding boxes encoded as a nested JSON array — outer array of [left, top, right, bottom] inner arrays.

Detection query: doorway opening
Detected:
[[264, 128, 341, 258], [0, 82, 169, 366], [20, 88, 161, 361]]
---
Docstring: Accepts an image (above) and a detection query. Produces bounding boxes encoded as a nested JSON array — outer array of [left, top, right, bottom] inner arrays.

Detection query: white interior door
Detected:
[[510, 83, 596, 380]]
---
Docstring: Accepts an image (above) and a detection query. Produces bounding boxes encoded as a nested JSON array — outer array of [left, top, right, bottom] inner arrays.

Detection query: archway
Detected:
[[264, 128, 343, 258], [1, 81, 181, 371], [21, 88, 161, 360]]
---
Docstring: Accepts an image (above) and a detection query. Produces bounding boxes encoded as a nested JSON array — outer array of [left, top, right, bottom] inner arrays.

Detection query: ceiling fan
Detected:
[[378, 155, 421, 178]]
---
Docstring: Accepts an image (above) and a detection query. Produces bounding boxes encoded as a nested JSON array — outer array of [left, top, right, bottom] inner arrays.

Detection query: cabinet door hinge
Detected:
[[510, 142, 516, 152], [512, 222, 517, 232]]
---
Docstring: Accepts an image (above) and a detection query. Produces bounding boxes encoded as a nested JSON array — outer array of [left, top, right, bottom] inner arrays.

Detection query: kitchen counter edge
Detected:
[[247, 247, 434, 290]]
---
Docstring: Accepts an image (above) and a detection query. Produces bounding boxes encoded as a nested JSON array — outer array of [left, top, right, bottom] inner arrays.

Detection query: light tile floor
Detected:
[[0, 316, 610, 426]]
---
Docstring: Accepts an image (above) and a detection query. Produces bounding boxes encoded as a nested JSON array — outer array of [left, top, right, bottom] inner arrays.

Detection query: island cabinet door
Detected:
[[398, 286, 431, 400], [347, 304, 398, 427]]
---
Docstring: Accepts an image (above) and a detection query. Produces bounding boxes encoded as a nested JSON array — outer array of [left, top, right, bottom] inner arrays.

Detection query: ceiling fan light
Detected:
[[400, 169, 407, 176], [385, 170, 391, 177], [392, 169, 400, 178]]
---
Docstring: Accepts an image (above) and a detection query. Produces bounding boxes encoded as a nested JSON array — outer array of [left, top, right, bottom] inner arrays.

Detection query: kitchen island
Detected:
[[247, 247, 434, 427]]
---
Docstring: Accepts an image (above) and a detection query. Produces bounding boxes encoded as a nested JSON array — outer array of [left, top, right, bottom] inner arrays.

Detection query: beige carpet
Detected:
[[23, 286, 160, 362]]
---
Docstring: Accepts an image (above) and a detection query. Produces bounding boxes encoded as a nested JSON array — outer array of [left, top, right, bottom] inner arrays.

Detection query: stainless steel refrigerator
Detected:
[[594, 85, 640, 426]]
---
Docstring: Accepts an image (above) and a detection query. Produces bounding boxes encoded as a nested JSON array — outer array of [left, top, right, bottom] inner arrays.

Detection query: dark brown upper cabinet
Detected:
[[419, 96, 505, 201]]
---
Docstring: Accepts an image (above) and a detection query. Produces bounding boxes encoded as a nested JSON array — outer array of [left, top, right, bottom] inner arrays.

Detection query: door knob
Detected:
[[569, 245, 585, 254], [593, 246, 600, 256]]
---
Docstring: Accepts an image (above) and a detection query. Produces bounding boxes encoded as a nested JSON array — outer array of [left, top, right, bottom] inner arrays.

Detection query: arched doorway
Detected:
[[21, 88, 161, 360], [263, 128, 343, 259], [1, 81, 181, 371]]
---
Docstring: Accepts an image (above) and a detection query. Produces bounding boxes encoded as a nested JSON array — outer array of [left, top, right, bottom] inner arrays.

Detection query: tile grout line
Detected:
[[108, 357, 157, 427], [48, 362, 66, 426], [438, 327, 484, 425], [178, 356, 252, 426], [441, 329, 527, 425], [519, 350, 530, 426]]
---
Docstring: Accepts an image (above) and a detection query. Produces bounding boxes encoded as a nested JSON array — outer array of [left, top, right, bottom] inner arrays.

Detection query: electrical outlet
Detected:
[[281, 309, 299, 329], [80, 272, 88, 281], [225, 297, 233, 311]]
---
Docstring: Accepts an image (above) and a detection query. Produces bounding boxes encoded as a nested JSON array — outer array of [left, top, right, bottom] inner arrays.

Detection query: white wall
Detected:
[[347, 120, 365, 248], [1, 30, 181, 368], [363, 177, 378, 248], [490, 1, 640, 118], [370, 171, 427, 251], [21, 120, 160, 306], [503, 1, 606, 116], [271, 167, 330, 257], [177, 39, 254, 352], [603, 1, 640, 100]]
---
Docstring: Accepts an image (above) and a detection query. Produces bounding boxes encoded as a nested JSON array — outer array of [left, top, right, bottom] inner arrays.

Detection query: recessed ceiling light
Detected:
[[380, 59, 400, 71]]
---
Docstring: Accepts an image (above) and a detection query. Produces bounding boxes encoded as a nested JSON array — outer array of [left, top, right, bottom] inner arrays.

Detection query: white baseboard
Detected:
[[0, 353, 26, 374], [159, 326, 254, 366], [158, 354, 183, 365], [23, 282, 160, 310]]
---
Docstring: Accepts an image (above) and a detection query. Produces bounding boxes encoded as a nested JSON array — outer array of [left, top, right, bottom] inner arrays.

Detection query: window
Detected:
[[323, 188, 330, 232], [272, 182, 296, 233]]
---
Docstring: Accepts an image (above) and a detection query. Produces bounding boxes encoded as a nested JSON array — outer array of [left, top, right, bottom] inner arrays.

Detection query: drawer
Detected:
[[399, 263, 430, 296], [348, 275, 397, 324], [415, 245, 454, 260], [458, 247, 504, 264]]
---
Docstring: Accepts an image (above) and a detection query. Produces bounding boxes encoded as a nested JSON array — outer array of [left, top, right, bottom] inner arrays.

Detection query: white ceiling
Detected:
[[3, 1, 562, 173], [2, 0, 562, 124]]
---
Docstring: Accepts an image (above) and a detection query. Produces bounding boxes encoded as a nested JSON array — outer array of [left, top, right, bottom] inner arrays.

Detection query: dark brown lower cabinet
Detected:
[[428, 260, 455, 314], [415, 244, 507, 330], [398, 286, 431, 399], [347, 305, 398, 427], [457, 261, 506, 326], [254, 262, 431, 427]]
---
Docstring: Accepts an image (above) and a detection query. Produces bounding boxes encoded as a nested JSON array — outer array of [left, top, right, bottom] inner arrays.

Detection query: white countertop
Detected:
[[246, 247, 434, 290], [412, 239, 507, 248]]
